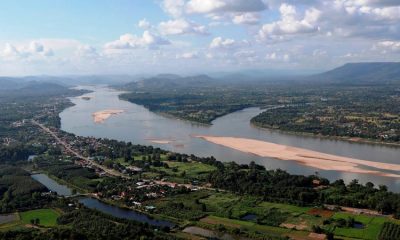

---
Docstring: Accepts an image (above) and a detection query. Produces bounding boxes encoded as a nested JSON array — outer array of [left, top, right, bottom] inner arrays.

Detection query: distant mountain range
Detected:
[[1, 62, 399, 90], [310, 62, 400, 85], [123, 62, 400, 89], [123, 74, 216, 90]]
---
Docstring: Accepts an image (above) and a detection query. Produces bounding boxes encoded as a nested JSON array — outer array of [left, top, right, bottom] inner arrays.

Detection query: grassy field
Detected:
[[153, 161, 217, 179], [258, 201, 311, 214], [330, 212, 387, 240], [146, 190, 394, 239], [200, 215, 297, 238], [20, 209, 60, 227]]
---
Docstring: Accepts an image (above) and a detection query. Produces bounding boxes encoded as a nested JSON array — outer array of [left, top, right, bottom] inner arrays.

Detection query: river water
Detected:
[[60, 85, 400, 191]]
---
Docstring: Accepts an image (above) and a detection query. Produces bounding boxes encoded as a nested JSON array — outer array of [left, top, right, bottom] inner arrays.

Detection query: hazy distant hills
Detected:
[[0, 80, 85, 100], [311, 62, 400, 85], [0, 75, 143, 90], [123, 74, 216, 90], [123, 62, 400, 89], [1, 62, 399, 90]]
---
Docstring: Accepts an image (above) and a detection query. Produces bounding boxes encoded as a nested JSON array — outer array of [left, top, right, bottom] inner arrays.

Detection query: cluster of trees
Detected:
[[208, 161, 400, 217], [208, 162, 321, 205], [0, 166, 52, 213], [34, 156, 99, 191], [252, 86, 400, 142], [57, 209, 173, 240], [0, 144, 38, 163], [0, 208, 174, 240]]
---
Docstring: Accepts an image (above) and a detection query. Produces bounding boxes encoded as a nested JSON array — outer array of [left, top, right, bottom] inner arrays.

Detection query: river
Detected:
[[60, 85, 400, 191]]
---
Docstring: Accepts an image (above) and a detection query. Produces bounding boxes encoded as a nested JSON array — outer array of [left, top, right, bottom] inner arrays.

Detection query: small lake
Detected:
[[31, 174, 73, 196], [241, 214, 257, 221], [60, 85, 400, 191], [31, 173, 174, 228], [79, 198, 174, 228]]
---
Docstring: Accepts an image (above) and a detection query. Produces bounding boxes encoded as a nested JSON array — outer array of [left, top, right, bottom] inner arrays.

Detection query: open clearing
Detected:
[[20, 209, 60, 227]]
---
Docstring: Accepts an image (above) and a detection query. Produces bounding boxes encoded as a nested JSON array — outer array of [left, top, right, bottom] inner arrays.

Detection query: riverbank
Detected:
[[195, 135, 400, 178]]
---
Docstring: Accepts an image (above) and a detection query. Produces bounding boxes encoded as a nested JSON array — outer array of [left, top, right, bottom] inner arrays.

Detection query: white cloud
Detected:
[[2, 43, 20, 58], [258, 4, 321, 41], [176, 51, 199, 59], [266, 52, 290, 62], [75, 45, 98, 58], [232, 12, 260, 25], [186, 0, 267, 14], [138, 19, 151, 29], [104, 31, 170, 50], [373, 40, 400, 53], [162, 0, 185, 18], [158, 19, 208, 35], [2, 41, 54, 60], [209, 37, 236, 49]]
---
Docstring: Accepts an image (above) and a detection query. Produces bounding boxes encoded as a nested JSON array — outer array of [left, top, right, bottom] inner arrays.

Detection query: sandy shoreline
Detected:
[[92, 109, 124, 124], [196, 135, 400, 178]]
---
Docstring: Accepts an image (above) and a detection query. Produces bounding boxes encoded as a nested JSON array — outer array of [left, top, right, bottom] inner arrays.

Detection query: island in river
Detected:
[[196, 135, 400, 178], [92, 109, 124, 124]]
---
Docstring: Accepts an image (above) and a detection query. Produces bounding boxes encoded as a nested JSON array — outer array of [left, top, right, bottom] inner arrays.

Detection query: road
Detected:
[[31, 120, 129, 178]]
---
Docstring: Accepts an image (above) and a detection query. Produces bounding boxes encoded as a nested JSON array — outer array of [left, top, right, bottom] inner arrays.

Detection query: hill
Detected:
[[0, 81, 85, 100], [123, 74, 215, 91], [312, 62, 400, 85]]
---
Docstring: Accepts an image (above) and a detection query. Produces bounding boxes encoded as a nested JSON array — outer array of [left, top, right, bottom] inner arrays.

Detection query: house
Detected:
[[145, 205, 156, 211]]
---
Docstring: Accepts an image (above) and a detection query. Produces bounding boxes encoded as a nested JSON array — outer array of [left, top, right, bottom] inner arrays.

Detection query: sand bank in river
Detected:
[[92, 110, 124, 124], [146, 139, 174, 144], [195, 135, 400, 178]]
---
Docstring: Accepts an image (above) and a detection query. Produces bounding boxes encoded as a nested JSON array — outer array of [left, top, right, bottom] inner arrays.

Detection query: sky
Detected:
[[0, 0, 399, 76]]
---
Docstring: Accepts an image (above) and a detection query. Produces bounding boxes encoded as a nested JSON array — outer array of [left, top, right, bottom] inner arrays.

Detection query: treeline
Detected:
[[208, 161, 400, 218], [34, 156, 99, 191], [251, 86, 400, 142], [0, 166, 52, 213], [57, 209, 174, 239]]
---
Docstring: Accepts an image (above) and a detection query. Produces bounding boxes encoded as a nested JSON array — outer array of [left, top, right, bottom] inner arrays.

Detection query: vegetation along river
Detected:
[[31, 173, 174, 228], [60, 85, 400, 191]]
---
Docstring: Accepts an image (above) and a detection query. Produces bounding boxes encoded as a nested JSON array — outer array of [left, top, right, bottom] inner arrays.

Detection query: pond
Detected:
[[78, 198, 175, 228], [31, 174, 73, 196]]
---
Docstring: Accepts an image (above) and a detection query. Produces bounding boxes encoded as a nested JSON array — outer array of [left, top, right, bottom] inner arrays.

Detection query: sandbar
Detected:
[[196, 135, 400, 178], [92, 109, 124, 124], [147, 139, 173, 144]]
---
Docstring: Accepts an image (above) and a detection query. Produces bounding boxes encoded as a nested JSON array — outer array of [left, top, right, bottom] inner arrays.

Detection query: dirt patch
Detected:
[[308, 232, 327, 240], [280, 222, 308, 230], [307, 208, 334, 218]]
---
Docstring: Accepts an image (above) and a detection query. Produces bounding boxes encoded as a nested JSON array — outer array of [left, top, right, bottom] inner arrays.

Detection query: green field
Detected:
[[200, 215, 299, 239], [20, 209, 60, 227], [330, 212, 388, 240], [153, 161, 217, 178]]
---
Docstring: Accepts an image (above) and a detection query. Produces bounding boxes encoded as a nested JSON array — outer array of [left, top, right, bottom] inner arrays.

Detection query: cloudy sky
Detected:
[[0, 0, 399, 76]]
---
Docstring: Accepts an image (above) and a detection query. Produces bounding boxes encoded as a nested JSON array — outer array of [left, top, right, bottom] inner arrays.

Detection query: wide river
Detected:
[[60, 85, 400, 191]]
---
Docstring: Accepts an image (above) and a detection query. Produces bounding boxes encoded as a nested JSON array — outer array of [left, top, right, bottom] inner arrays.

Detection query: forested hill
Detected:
[[123, 74, 216, 91], [312, 62, 400, 85], [0, 81, 85, 100]]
